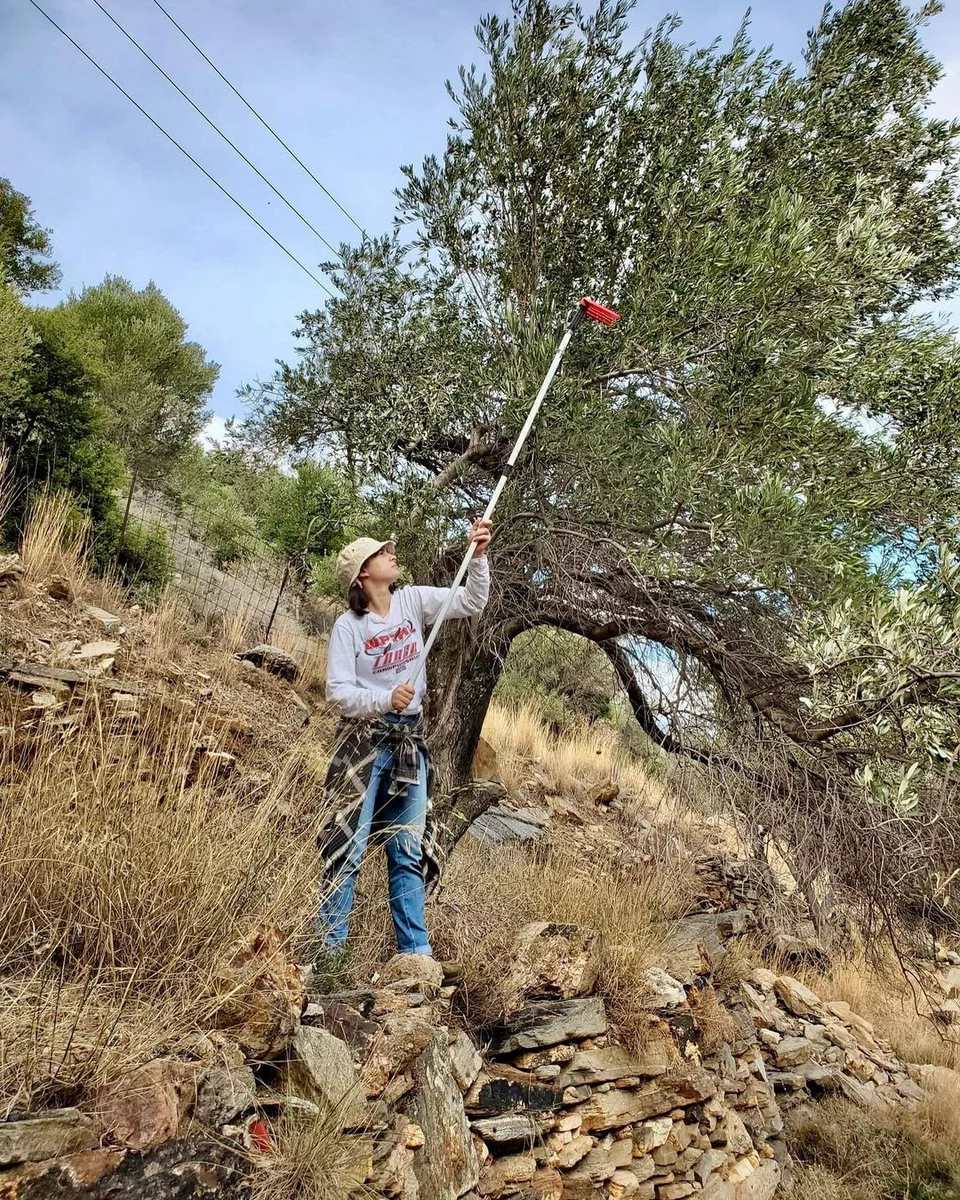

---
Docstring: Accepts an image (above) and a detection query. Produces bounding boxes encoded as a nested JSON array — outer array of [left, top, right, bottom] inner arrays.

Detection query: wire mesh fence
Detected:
[[1, 433, 335, 661], [120, 484, 339, 659]]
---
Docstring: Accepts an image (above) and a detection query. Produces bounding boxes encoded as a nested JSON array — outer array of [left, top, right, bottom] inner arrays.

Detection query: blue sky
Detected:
[[3, 0, 960, 435]]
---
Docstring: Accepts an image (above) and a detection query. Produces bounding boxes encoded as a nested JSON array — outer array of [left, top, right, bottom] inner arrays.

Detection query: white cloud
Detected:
[[198, 414, 228, 450]]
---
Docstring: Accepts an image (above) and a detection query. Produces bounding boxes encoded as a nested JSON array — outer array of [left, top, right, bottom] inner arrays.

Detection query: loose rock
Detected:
[[483, 997, 608, 1056], [0, 1109, 99, 1166], [288, 1026, 367, 1129]]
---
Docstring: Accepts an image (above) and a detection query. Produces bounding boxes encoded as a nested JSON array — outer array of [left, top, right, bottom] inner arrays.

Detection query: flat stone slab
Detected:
[[555, 1044, 669, 1087], [470, 1113, 540, 1147], [577, 1070, 716, 1132], [0, 1109, 99, 1166], [468, 806, 550, 847], [466, 1069, 566, 1117], [483, 997, 608, 1056]]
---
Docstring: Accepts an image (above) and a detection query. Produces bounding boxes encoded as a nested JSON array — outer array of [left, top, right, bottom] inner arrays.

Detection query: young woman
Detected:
[[314, 518, 492, 972]]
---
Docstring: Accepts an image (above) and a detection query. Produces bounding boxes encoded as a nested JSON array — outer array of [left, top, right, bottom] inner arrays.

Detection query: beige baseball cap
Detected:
[[335, 537, 395, 592]]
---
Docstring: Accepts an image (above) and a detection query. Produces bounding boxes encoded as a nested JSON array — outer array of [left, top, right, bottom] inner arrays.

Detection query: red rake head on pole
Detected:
[[579, 297, 620, 325]]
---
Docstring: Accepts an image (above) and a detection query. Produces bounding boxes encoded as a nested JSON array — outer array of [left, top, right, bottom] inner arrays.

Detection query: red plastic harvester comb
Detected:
[[579, 297, 620, 325]]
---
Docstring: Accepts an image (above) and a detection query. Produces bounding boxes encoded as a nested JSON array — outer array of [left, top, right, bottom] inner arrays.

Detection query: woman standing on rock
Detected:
[[311, 519, 492, 983]]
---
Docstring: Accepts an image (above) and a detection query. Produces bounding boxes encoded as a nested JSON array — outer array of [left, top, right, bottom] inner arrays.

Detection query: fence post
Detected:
[[117, 469, 139, 552], [264, 561, 290, 642]]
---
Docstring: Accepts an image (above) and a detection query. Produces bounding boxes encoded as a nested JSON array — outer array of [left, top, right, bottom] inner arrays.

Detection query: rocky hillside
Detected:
[[1, 510, 960, 1200]]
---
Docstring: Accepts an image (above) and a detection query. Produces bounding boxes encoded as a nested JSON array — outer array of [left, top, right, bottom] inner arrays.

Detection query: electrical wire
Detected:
[[91, 0, 343, 260], [148, 0, 367, 237], [26, 0, 337, 298]]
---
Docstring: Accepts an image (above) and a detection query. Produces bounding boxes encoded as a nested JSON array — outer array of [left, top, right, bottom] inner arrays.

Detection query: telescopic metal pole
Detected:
[[407, 298, 618, 689]]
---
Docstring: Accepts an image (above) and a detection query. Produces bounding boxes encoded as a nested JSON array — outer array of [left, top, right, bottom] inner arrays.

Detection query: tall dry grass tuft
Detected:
[[0, 687, 324, 1113], [19, 491, 88, 586], [483, 701, 674, 815], [268, 621, 328, 694], [218, 611, 253, 657], [424, 838, 691, 1046], [249, 1100, 372, 1200], [139, 594, 192, 671], [0, 450, 19, 533], [786, 1096, 960, 1200]]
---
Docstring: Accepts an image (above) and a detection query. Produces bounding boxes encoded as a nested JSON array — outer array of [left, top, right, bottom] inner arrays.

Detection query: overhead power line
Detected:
[[148, 0, 367, 238], [91, 0, 342, 260], [26, 0, 336, 298]]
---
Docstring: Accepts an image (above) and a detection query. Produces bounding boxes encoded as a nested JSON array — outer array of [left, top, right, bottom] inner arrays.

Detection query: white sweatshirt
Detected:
[[325, 557, 491, 718]]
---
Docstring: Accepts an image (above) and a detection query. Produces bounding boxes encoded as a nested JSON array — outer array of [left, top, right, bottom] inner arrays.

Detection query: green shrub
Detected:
[[495, 627, 615, 732], [309, 553, 340, 598], [187, 485, 259, 568], [114, 521, 174, 593]]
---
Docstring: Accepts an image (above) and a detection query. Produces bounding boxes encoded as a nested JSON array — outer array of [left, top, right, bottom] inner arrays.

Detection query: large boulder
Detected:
[[234, 644, 299, 680], [501, 923, 603, 1010], [194, 1064, 256, 1127], [556, 1045, 668, 1087], [0, 1136, 248, 1199], [735, 1161, 781, 1200], [362, 1009, 437, 1098], [468, 806, 551, 848], [772, 976, 823, 1018], [287, 1026, 368, 1129], [97, 1060, 197, 1152], [465, 1065, 565, 1117], [470, 1114, 540, 1148], [449, 1030, 483, 1094]]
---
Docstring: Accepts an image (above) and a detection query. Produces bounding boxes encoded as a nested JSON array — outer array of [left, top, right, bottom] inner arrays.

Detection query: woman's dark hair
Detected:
[[349, 580, 398, 618]]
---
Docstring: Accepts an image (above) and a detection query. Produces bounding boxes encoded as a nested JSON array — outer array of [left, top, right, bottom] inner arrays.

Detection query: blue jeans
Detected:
[[316, 727, 432, 957]]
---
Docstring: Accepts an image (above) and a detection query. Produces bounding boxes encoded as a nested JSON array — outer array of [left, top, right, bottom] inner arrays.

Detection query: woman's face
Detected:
[[359, 543, 400, 588]]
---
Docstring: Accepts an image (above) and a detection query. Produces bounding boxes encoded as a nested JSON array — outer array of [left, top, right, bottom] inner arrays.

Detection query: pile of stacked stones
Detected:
[[739, 968, 926, 1113], [2, 919, 942, 1200]]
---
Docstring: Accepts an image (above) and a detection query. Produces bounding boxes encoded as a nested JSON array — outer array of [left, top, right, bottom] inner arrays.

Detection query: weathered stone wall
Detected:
[[1, 919, 955, 1200]]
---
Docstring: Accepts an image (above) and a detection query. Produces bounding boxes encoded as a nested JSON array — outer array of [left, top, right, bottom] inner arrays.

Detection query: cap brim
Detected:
[[349, 541, 395, 588]]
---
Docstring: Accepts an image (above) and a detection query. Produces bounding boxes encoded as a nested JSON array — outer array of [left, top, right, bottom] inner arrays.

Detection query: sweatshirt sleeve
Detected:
[[325, 619, 395, 718], [413, 556, 491, 627]]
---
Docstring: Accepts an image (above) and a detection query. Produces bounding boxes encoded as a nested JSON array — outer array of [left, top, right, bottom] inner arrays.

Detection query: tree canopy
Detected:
[[50, 276, 219, 491], [0, 177, 61, 294], [245, 0, 960, 929]]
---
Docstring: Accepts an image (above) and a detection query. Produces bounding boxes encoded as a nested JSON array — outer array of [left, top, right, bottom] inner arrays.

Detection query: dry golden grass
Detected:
[[0, 965, 190, 1117], [910, 1068, 960, 1158], [482, 701, 673, 812], [139, 593, 193, 671], [424, 837, 691, 1046], [20, 491, 89, 586], [690, 985, 740, 1054], [787, 1096, 960, 1200], [249, 1100, 372, 1200], [268, 621, 328, 694], [0, 680, 324, 1114]]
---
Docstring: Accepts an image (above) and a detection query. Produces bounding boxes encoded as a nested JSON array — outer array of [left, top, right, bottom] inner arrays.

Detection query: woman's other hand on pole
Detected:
[[470, 517, 492, 558], [391, 682, 416, 712]]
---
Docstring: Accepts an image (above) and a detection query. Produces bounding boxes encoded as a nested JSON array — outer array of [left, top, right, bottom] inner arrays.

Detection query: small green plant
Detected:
[[114, 522, 174, 594]]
